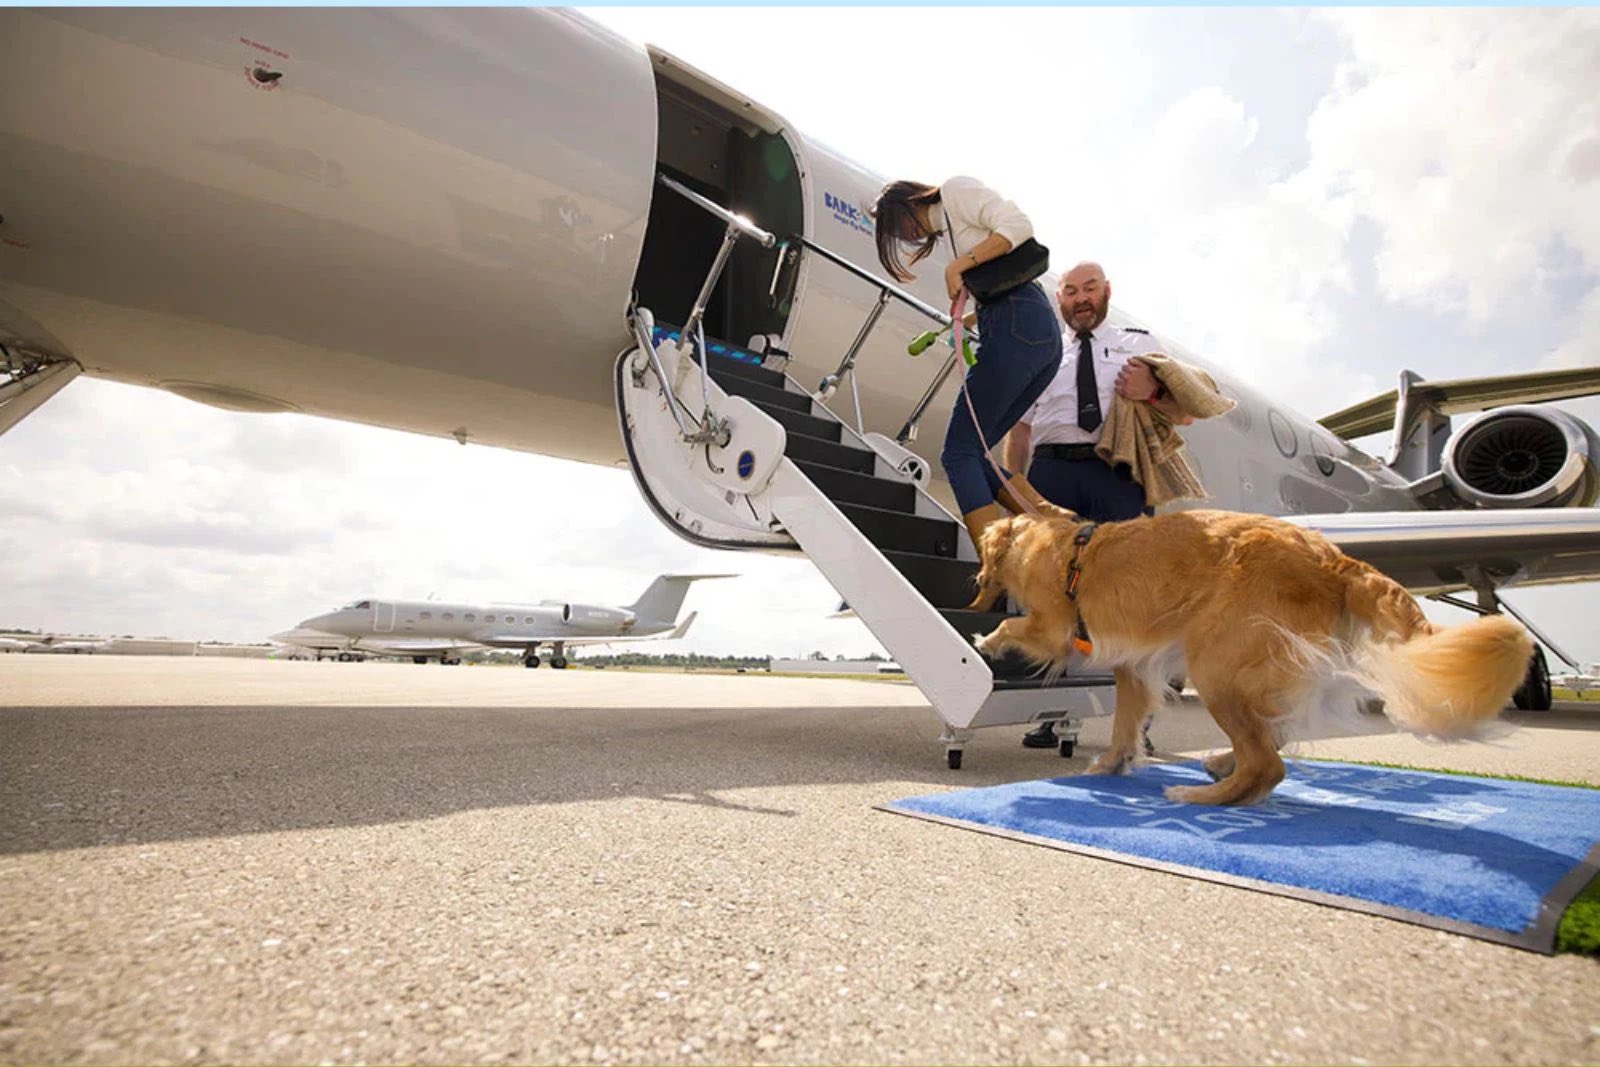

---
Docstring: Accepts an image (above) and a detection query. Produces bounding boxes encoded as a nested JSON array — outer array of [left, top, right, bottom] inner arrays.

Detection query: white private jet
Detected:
[[273, 574, 721, 668], [3, 10, 1598, 765]]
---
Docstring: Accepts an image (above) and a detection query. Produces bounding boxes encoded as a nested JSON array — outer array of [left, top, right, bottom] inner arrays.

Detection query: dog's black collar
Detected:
[[1065, 523, 1098, 653]]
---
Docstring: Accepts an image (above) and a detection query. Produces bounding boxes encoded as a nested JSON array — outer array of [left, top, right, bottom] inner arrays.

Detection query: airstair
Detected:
[[616, 176, 1115, 767]]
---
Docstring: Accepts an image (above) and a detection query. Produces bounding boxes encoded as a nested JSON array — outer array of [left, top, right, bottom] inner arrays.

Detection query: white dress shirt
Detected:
[[927, 176, 1034, 259], [1024, 323, 1165, 446]]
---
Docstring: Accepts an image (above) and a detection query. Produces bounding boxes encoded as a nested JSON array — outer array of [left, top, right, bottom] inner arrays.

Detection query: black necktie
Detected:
[[1075, 330, 1101, 432]]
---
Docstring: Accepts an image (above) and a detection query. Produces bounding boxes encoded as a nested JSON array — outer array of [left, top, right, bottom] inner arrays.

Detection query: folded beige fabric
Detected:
[[1094, 354, 1235, 507]]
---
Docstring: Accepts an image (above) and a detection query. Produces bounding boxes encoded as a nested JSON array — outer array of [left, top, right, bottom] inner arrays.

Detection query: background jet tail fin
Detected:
[[665, 610, 697, 640], [625, 574, 735, 625], [1320, 366, 1600, 440]]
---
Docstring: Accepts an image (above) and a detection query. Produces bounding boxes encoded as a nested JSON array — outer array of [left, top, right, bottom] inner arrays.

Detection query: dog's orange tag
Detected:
[[1072, 635, 1094, 656]]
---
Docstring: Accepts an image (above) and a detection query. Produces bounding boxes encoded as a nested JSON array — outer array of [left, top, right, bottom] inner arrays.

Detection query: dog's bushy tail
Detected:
[[1340, 560, 1532, 738]]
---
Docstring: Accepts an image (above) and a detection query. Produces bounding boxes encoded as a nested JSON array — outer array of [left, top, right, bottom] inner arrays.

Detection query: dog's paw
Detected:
[[1085, 751, 1133, 776], [973, 631, 1004, 658]]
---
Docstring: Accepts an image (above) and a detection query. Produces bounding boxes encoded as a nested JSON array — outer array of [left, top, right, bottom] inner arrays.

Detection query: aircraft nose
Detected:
[[298, 612, 341, 632]]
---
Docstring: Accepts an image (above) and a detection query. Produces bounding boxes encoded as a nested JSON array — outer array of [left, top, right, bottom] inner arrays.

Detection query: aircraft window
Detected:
[[420, 611, 432, 620], [484, 614, 496, 623], [343, 600, 373, 610], [524, 616, 534, 624], [443, 612, 454, 621], [465, 613, 477, 622]]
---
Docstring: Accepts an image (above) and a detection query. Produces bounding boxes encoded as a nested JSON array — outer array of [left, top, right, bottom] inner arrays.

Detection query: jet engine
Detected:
[[559, 603, 637, 632], [1440, 406, 1600, 509]]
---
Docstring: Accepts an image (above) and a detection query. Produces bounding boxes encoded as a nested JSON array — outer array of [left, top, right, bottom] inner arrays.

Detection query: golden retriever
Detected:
[[970, 510, 1534, 805]]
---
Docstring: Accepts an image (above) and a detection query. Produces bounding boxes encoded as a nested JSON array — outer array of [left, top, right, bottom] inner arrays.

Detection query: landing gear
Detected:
[[947, 749, 963, 770], [337, 652, 353, 662], [1514, 646, 1553, 712], [413, 656, 428, 665], [524, 655, 541, 669], [1058, 738, 1076, 758], [551, 656, 569, 670], [442, 656, 462, 666]]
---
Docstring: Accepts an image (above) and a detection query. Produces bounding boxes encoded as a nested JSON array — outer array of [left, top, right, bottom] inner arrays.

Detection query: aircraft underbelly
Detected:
[[0, 9, 656, 463]]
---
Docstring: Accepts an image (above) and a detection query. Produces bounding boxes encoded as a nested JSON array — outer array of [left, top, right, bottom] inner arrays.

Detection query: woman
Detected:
[[870, 177, 1069, 546]]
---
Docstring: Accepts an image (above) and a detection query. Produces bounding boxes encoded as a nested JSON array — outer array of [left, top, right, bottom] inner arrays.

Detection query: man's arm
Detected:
[[1003, 420, 1033, 474]]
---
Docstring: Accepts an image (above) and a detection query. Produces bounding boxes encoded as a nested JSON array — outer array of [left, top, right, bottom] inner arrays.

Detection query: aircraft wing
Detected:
[[1287, 508, 1600, 594], [471, 612, 699, 648], [1319, 366, 1600, 439]]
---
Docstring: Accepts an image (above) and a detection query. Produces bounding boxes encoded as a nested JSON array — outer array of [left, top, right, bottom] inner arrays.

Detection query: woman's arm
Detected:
[[945, 233, 1015, 299]]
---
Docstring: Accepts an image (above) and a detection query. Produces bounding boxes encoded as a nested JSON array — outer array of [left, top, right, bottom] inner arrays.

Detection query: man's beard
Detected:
[[1064, 293, 1109, 330]]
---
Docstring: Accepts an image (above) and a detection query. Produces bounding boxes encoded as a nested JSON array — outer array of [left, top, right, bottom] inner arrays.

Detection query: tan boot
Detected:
[[997, 473, 1078, 522], [962, 503, 1007, 610], [962, 502, 1006, 553]]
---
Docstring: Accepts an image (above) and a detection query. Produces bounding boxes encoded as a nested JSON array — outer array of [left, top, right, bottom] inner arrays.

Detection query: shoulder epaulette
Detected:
[[1124, 327, 1149, 334]]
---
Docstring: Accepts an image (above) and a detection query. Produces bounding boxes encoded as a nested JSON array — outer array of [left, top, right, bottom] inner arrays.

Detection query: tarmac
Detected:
[[2, 655, 1598, 1065]]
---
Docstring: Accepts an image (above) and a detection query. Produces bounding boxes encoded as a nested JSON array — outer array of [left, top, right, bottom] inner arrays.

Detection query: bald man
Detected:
[[1003, 262, 1189, 748]]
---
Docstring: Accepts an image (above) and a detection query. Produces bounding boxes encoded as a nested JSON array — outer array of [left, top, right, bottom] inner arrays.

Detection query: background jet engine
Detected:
[[558, 603, 638, 632], [1440, 406, 1600, 509]]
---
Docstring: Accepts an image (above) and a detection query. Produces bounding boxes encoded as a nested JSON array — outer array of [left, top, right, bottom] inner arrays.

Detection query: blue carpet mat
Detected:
[[883, 760, 1600, 952]]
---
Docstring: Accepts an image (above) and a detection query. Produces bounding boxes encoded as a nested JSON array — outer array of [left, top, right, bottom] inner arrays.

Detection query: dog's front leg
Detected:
[[1085, 668, 1157, 776]]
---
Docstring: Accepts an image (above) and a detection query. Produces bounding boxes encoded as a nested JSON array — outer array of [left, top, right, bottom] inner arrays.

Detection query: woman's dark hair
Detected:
[[870, 180, 943, 282]]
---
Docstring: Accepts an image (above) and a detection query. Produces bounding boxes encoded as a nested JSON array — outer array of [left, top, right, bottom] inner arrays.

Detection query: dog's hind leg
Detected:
[[1085, 668, 1158, 776], [1165, 692, 1285, 805]]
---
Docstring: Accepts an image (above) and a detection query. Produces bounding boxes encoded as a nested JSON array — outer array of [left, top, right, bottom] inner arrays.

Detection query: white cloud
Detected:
[[1302, 10, 1600, 324]]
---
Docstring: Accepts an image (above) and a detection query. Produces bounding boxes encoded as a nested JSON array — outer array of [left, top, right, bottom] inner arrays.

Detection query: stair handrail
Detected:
[[651, 174, 778, 446], [786, 234, 963, 445]]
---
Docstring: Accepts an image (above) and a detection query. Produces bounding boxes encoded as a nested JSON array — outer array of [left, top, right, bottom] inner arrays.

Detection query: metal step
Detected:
[[837, 503, 960, 558], [714, 371, 813, 414], [882, 551, 979, 610], [794, 459, 916, 514], [748, 400, 842, 443], [652, 323, 789, 391], [701, 353, 788, 392], [785, 432, 876, 475]]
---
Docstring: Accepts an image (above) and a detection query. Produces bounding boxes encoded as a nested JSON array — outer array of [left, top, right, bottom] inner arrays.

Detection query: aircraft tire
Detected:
[[525, 656, 541, 669], [551, 657, 568, 670], [1514, 646, 1553, 712]]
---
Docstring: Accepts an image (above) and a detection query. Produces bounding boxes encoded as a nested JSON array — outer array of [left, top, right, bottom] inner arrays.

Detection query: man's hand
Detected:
[[1115, 360, 1160, 401]]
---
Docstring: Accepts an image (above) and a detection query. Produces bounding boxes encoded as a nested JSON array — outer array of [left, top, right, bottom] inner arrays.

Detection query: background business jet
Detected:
[[275, 574, 722, 668], [2, 10, 1596, 762]]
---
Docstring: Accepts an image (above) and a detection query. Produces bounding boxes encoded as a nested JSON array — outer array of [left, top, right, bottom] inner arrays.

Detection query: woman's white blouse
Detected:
[[930, 176, 1035, 257]]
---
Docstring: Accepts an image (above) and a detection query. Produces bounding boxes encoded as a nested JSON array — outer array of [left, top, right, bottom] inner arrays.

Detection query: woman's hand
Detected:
[[1115, 360, 1160, 401], [944, 259, 967, 302]]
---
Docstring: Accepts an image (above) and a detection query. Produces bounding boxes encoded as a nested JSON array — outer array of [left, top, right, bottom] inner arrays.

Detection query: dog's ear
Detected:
[[968, 517, 1018, 612]]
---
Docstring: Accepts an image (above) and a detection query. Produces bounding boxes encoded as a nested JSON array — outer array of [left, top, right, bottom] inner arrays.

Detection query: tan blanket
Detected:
[[1094, 354, 1235, 508]]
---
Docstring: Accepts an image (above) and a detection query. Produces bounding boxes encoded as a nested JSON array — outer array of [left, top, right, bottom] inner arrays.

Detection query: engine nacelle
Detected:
[[1440, 405, 1600, 509], [559, 603, 636, 633]]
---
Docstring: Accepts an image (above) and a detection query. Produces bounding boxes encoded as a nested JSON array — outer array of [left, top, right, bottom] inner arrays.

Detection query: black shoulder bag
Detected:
[[947, 223, 1049, 303]]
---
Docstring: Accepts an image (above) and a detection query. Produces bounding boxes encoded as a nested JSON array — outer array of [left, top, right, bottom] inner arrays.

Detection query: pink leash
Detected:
[[950, 287, 1040, 517]]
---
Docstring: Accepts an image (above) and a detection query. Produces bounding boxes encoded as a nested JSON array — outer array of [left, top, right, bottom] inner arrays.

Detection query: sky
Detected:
[[3, 8, 1599, 665]]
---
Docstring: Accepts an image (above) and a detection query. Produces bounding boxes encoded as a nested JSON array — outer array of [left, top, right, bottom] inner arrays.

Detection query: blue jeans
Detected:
[[940, 282, 1063, 514], [1027, 455, 1152, 522]]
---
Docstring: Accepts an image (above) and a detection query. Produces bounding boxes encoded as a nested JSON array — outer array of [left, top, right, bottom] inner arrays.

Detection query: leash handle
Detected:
[[951, 288, 1039, 517]]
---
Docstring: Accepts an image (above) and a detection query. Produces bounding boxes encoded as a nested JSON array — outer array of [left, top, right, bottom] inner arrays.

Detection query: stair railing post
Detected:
[[819, 290, 890, 437], [896, 348, 962, 444]]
